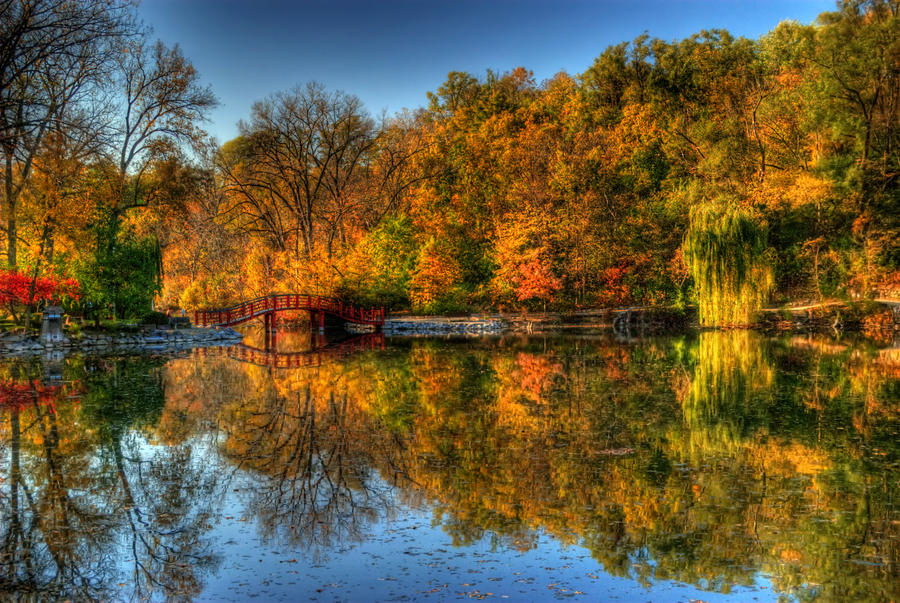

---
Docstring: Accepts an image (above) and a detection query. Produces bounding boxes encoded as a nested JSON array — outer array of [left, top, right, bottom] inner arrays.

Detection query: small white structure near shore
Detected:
[[40, 305, 66, 344]]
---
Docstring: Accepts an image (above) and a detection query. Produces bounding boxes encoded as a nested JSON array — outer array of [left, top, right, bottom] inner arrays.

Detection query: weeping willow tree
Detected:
[[680, 330, 775, 458], [683, 201, 774, 327]]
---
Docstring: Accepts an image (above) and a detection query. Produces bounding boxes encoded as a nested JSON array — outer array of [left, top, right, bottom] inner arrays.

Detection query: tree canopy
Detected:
[[2, 0, 899, 324]]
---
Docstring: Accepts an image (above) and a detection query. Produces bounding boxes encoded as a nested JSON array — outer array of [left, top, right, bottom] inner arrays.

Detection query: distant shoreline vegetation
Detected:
[[1, 0, 898, 328]]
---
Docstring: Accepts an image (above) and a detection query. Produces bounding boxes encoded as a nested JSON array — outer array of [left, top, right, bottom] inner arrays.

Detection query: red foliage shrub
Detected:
[[0, 269, 80, 319]]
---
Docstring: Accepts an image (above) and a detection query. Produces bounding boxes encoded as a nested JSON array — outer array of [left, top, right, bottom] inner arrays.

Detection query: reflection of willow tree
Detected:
[[217, 362, 399, 558], [683, 330, 775, 455]]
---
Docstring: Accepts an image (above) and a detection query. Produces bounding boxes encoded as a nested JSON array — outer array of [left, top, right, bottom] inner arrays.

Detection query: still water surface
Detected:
[[1, 331, 898, 601]]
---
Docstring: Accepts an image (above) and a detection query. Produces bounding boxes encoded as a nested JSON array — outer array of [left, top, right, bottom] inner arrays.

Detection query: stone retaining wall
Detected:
[[0, 327, 243, 357], [381, 318, 506, 336]]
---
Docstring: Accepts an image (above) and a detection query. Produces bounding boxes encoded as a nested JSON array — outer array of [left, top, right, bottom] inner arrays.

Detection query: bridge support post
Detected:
[[264, 312, 278, 350], [310, 310, 325, 332], [311, 331, 326, 350]]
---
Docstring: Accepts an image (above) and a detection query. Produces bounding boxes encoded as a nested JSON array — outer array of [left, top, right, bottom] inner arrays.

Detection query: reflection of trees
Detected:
[[675, 332, 900, 599], [0, 365, 114, 600], [110, 442, 223, 600], [219, 366, 397, 558], [294, 334, 900, 601], [80, 356, 223, 600], [0, 356, 224, 601], [2, 333, 897, 600]]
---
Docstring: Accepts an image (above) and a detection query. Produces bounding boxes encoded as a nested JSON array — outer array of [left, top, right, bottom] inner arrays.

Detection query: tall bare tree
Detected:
[[218, 82, 375, 259], [109, 38, 217, 212]]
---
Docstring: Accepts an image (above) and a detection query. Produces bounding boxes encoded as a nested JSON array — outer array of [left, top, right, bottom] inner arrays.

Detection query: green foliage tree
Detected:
[[810, 0, 900, 290], [344, 213, 417, 308], [76, 213, 161, 320]]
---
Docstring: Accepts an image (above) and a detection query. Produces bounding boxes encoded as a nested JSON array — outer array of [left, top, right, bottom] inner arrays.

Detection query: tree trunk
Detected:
[[5, 155, 17, 268], [814, 245, 822, 301]]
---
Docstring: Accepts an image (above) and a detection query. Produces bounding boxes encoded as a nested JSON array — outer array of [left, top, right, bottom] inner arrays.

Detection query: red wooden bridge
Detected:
[[194, 294, 385, 330]]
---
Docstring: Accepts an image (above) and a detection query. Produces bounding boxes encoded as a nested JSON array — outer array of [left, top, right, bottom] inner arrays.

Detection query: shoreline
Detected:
[[0, 299, 897, 358], [383, 299, 900, 338]]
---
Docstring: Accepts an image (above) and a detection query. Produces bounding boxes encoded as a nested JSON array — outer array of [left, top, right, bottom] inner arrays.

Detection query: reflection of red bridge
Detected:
[[194, 294, 385, 330], [202, 333, 385, 369]]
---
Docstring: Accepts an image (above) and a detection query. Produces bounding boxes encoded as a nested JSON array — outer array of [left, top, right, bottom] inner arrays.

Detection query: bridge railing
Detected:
[[194, 294, 385, 328]]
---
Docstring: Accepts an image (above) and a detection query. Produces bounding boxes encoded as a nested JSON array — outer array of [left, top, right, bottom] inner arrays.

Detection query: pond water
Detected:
[[1, 330, 899, 602]]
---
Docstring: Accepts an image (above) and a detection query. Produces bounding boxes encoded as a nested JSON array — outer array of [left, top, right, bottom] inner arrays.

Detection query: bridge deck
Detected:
[[195, 294, 384, 328]]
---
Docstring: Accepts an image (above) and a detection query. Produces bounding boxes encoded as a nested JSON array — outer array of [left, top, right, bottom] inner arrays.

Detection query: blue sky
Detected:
[[139, 0, 833, 143]]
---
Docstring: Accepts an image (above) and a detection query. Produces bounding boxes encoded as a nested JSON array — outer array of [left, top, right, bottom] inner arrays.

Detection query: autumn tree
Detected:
[[107, 38, 216, 211], [0, 0, 136, 268], [0, 267, 78, 321], [811, 0, 900, 293], [39, 0, 890, 316]]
